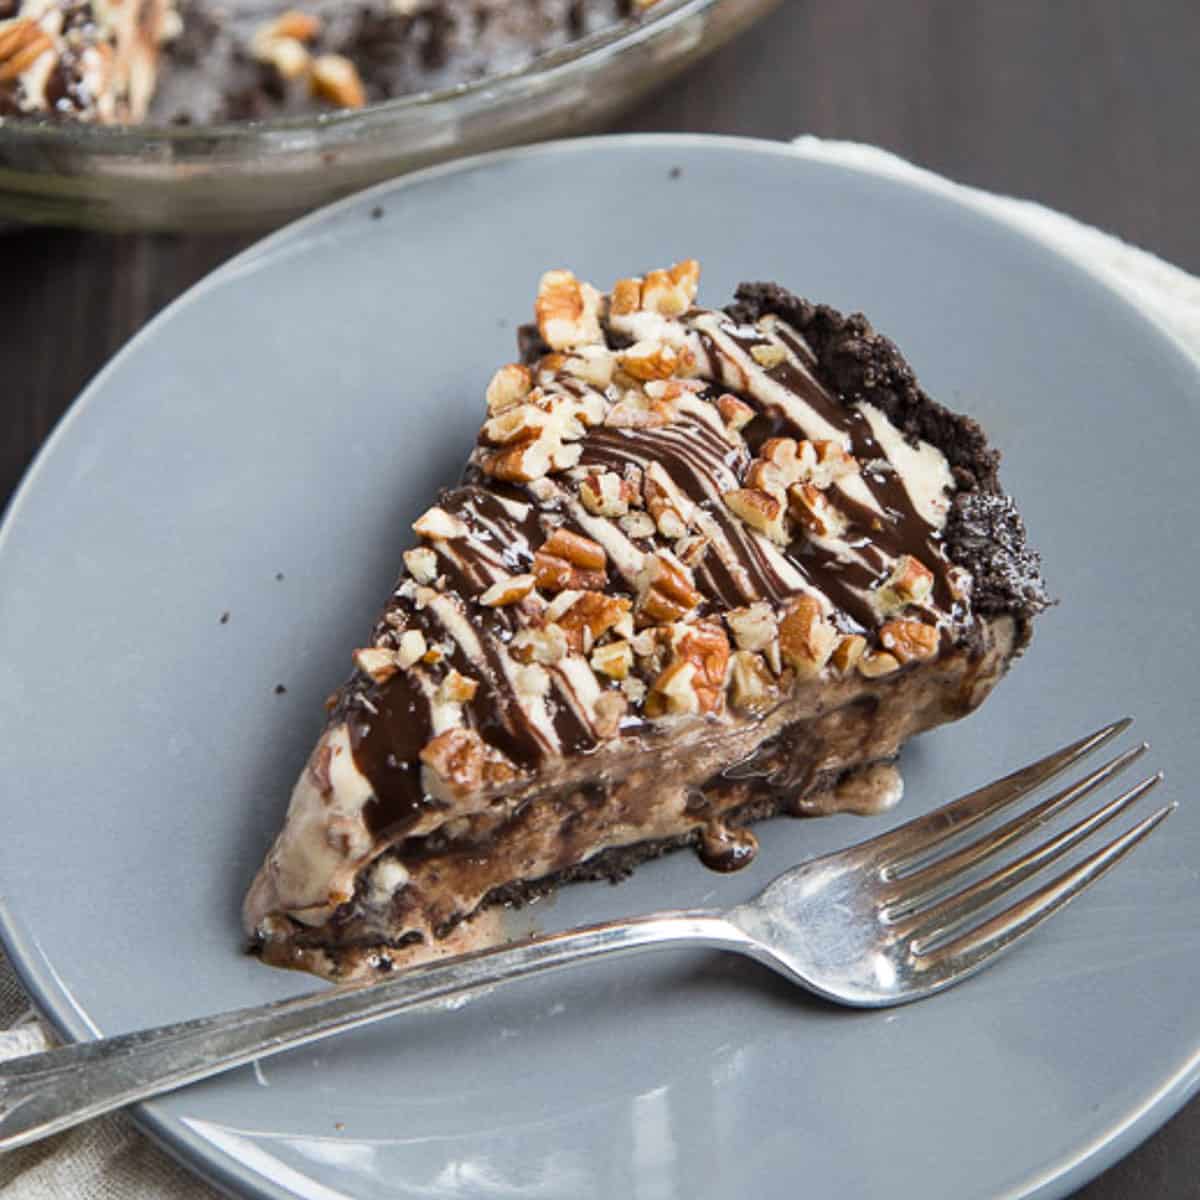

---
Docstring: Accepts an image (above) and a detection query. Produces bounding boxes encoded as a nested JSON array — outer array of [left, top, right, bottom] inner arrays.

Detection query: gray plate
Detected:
[[1, 136, 1198, 1200]]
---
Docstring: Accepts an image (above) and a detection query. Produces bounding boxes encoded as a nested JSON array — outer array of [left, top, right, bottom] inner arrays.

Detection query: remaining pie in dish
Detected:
[[0, 0, 171, 122], [244, 260, 1050, 979], [0, 0, 654, 124]]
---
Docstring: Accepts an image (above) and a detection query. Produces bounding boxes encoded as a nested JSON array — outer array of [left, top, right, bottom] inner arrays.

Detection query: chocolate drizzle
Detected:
[[354, 675, 435, 839], [696, 821, 759, 872], [343, 281, 1044, 844], [696, 320, 959, 624]]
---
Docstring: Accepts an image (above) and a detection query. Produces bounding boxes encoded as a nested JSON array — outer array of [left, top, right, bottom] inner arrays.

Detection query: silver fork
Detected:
[[0, 718, 1173, 1151]]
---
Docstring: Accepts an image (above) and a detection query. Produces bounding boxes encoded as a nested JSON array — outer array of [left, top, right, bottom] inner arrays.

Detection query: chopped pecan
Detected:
[[395, 629, 427, 668], [510, 623, 569, 665], [879, 619, 939, 664], [745, 438, 816, 494], [261, 9, 321, 40], [619, 339, 681, 382], [730, 437, 859, 545], [877, 554, 935, 613], [421, 640, 447, 665], [610, 277, 643, 316], [258, 39, 309, 81], [717, 394, 756, 433], [778, 595, 837, 679], [858, 650, 901, 679], [591, 639, 633, 680], [310, 54, 366, 108], [481, 438, 559, 483], [553, 591, 632, 654], [631, 626, 664, 659], [403, 546, 438, 584], [532, 528, 608, 593], [643, 462, 692, 538], [412, 506, 466, 540], [559, 345, 615, 388], [723, 487, 788, 544], [830, 634, 867, 674], [0, 19, 53, 82], [648, 621, 729, 717], [645, 662, 693, 718], [592, 691, 628, 739], [610, 260, 700, 319], [749, 343, 787, 370], [535, 269, 603, 350], [728, 650, 777, 712], [479, 389, 602, 483], [619, 511, 657, 540], [579, 470, 635, 518], [674, 533, 709, 567], [787, 482, 847, 539], [438, 669, 479, 704], [479, 573, 535, 607], [640, 260, 700, 317], [419, 729, 515, 801], [482, 403, 546, 446], [250, 10, 319, 78], [485, 363, 533, 415], [643, 378, 698, 415], [354, 647, 398, 684], [545, 589, 583, 622], [604, 398, 669, 429], [810, 440, 860, 488], [725, 602, 778, 653], [635, 552, 702, 624]]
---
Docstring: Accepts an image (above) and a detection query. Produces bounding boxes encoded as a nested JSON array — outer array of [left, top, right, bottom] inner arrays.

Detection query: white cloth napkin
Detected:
[[3, 136, 1198, 1198]]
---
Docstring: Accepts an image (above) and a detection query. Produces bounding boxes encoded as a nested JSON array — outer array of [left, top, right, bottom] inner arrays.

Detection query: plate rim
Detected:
[[2, 131, 1198, 1200]]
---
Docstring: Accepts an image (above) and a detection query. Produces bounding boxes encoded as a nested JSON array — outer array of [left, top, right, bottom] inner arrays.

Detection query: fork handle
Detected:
[[0, 909, 745, 1150]]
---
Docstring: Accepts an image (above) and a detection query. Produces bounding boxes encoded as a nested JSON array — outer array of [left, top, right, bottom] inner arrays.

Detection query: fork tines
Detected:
[[876, 718, 1174, 976]]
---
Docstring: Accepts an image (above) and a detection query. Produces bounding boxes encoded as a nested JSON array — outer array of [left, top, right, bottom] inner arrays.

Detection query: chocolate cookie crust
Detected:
[[726, 281, 1051, 622]]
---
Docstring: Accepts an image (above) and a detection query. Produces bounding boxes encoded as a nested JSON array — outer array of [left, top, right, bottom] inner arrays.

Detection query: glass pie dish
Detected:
[[0, 0, 777, 233]]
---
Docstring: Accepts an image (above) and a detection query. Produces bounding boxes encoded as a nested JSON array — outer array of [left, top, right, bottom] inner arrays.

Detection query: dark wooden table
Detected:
[[2, 3, 1197, 1195]]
